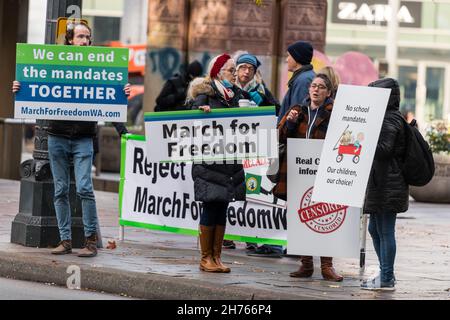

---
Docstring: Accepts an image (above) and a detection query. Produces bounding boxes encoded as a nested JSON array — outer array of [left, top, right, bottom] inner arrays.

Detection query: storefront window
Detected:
[[398, 66, 417, 117], [425, 67, 445, 121]]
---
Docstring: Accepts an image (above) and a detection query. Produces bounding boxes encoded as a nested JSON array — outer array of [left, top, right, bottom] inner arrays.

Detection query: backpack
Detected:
[[401, 119, 435, 186]]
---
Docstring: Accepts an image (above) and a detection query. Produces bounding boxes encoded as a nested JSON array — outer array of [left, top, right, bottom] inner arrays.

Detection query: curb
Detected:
[[0, 251, 310, 300]]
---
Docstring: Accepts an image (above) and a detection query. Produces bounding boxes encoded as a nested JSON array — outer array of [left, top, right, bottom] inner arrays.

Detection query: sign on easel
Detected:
[[311, 84, 391, 208], [287, 139, 360, 258]]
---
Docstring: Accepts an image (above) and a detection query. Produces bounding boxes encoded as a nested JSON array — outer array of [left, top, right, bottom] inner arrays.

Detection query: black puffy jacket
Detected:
[[190, 79, 246, 203], [364, 78, 409, 214], [154, 73, 190, 112]]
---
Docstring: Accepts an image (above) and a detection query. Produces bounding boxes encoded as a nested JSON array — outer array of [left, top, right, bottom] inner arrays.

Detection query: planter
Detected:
[[410, 153, 450, 203]]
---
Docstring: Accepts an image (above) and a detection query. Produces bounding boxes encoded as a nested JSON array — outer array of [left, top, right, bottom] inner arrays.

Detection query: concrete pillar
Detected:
[[143, 0, 190, 113], [120, 0, 148, 44], [386, 0, 399, 79], [277, 0, 327, 99], [188, 0, 279, 92], [0, 0, 29, 180]]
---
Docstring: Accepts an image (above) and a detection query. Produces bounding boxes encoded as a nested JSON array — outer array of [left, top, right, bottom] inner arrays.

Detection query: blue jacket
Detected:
[[278, 64, 315, 123]]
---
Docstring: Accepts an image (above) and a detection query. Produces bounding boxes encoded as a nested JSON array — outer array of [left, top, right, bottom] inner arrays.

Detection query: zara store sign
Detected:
[[332, 0, 422, 28]]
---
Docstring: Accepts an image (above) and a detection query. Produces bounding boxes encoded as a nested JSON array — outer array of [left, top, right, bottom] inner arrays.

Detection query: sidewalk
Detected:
[[0, 179, 449, 300]]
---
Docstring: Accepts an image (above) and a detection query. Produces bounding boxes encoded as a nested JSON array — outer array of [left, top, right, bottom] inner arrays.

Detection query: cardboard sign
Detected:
[[144, 107, 277, 163], [287, 139, 360, 258], [14, 43, 129, 122], [311, 84, 391, 208], [119, 135, 287, 246]]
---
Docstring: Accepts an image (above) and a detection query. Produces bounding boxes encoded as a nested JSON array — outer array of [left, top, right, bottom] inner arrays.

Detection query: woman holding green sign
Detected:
[[189, 53, 246, 273]]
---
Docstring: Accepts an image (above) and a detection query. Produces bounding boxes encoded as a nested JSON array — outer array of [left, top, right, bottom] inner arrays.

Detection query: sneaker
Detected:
[[222, 240, 236, 249], [51, 240, 72, 255], [361, 276, 395, 291]]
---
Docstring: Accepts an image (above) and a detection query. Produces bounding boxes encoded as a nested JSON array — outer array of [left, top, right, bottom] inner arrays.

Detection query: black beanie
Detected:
[[287, 41, 313, 65], [187, 60, 203, 78]]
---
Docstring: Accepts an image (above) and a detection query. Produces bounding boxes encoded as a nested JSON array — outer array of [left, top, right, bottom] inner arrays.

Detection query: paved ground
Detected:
[[0, 179, 449, 300], [0, 277, 134, 300]]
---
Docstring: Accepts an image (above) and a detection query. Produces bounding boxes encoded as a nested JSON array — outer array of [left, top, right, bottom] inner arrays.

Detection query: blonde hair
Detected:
[[318, 66, 340, 97], [186, 77, 208, 102]]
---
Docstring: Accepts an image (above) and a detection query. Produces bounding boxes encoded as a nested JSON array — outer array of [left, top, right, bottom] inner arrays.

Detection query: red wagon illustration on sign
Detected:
[[336, 144, 362, 164], [333, 125, 364, 164]]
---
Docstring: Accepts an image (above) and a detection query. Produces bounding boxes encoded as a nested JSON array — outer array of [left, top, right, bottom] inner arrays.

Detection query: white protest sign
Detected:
[[287, 139, 360, 258], [144, 107, 277, 163], [311, 85, 391, 208], [120, 135, 287, 245]]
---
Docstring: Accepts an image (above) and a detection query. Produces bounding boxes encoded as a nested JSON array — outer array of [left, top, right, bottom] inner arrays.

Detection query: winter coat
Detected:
[[47, 120, 97, 139], [278, 64, 315, 123], [364, 78, 409, 214], [272, 98, 333, 200], [155, 73, 190, 112], [190, 79, 246, 203]]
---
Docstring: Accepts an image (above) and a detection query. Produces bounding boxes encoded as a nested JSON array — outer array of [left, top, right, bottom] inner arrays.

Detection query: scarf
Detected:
[[213, 79, 235, 101]]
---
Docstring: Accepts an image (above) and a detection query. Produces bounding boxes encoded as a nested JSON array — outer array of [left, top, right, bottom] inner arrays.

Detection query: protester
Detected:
[[189, 53, 246, 273], [277, 41, 315, 123], [13, 22, 130, 257], [361, 78, 409, 291], [318, 66, 340, 99], [274, 74, 343, 282], [234, 52, 281, 114], [155, 60, 203, 111], [218, 51, 282, 254]]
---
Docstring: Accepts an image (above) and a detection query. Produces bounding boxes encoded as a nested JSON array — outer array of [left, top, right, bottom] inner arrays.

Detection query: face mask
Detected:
[[221, 79, 233, 88]]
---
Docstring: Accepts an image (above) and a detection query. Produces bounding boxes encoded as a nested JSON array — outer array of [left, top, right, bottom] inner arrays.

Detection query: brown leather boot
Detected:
[[290, 256, 314, 278], [212, 225, 230, 273], [51, 240, 72, 255], [78, 234, 98, 257], [320, 257, 343, 282], [199, 225, 221, 272]]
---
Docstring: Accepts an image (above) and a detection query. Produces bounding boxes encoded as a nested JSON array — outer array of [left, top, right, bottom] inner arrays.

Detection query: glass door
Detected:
[[424, 67, 445, 121], [398, 66, 418, 118]]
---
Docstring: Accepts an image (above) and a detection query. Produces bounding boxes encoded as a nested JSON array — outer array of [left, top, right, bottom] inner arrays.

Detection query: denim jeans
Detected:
[[368, 213, 397, 283], [48, 135, 98, 240], [200, 201, 229, 226]]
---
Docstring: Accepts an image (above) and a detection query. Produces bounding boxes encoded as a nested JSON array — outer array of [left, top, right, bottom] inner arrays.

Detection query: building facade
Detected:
[[326, 0, 450, 127]]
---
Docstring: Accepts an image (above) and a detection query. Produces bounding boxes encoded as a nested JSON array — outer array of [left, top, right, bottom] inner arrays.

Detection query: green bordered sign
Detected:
[[14, 43, 129, 122], [119, 134, 287, 246], [144, 106, 278, 163]]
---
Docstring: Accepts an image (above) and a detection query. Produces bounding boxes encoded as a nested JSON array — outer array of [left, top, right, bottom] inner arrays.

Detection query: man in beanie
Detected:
[[234, 52, 280, 114], [155, 60, 203, 112], [278, 41, 315, 123]]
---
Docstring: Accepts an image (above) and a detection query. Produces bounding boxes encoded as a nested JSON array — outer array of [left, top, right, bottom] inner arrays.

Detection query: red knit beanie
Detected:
[[209, 54, 231, 78]]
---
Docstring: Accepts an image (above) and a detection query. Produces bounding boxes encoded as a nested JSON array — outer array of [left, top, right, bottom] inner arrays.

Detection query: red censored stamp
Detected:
[[298, 187, 348, 234]]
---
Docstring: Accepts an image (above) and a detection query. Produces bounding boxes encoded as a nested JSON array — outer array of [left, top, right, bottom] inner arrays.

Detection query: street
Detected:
[[0, 277, 135, 300]]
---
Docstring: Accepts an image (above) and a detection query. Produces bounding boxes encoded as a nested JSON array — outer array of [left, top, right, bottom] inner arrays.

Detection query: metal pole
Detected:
[[386, 0, 399, 79], [359, 210, 368, 275], [119, 225, 125, 241]]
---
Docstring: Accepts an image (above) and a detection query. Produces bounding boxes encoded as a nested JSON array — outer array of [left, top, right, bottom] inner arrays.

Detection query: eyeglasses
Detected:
[[239, 65, 255, 72], [224, 68, 236, 74], [310, 83, 328, 90]]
